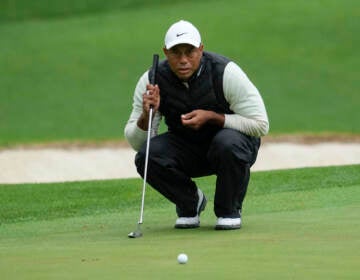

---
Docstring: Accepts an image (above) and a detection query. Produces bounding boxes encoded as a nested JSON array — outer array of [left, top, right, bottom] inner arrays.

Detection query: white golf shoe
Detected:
[[215, 217, 241, 230], [175, 189, 207, 229], [175, 216, 200, 228]]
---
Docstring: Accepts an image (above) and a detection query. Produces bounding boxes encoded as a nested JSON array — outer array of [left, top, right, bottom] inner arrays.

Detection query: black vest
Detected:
[[149, 51, 234, 143]]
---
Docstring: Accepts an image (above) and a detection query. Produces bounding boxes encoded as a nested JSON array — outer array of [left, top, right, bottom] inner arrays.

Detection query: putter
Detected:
[[128, 54, 159, 238]]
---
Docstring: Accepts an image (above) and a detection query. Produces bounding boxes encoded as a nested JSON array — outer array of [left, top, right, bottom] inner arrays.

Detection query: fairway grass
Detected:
[[1, 165, 359, 279], [1, 0, 359, 146]]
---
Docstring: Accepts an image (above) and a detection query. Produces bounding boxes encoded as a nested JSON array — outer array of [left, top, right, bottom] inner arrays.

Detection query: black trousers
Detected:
[[135, 128, 260, 218]]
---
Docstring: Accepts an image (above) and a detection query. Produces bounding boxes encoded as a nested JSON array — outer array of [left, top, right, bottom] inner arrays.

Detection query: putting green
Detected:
[[1, 176, 358, 279]]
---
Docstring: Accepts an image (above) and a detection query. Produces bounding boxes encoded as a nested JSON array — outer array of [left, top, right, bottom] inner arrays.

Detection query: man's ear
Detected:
[[163, 47, 168, 57]]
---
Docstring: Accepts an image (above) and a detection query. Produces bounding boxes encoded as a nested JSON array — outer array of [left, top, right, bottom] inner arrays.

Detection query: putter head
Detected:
[[128, 231, 142, 238], [128, 223, 143, 238]]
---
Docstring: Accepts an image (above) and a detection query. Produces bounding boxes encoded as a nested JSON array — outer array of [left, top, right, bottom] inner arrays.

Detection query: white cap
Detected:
[[164, 20, 201, 50]]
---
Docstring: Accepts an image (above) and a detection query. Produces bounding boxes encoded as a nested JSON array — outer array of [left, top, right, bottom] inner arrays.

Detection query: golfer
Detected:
[[125, 20, 269, 230]]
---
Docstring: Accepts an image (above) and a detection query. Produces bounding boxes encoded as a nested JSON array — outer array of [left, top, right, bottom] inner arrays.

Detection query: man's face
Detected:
[[163, 44, 203, 81]]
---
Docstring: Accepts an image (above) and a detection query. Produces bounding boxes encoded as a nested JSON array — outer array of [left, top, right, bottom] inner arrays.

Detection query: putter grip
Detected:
[[150, 54, 159, 85]]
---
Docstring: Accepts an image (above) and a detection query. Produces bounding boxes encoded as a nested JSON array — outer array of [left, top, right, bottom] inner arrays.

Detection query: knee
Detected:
[[208, 129, 238, 159], [208, 129, 257, 164], [213, 130, 236, 153], [134, 136, 170, 175]]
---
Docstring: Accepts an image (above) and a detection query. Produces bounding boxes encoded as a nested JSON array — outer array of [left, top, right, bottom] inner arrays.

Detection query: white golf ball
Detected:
[[177, 253, 188, 264]]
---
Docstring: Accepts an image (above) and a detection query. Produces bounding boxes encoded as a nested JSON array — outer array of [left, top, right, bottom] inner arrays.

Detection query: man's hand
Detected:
[[137, 84, 160, 130], [181, 110, 225, 130], [142, 84, 160, 114]]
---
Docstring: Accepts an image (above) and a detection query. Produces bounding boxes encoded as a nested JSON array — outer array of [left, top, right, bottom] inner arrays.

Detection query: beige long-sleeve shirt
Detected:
[[125, 61, 269, 151]]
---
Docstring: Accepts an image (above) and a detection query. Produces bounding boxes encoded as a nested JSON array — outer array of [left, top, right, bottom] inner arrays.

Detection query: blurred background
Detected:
[[0, 0, 359, 147]]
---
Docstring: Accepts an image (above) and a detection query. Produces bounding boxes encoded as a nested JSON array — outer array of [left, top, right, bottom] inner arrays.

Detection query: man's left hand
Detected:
[[181, 110, 225, 130]]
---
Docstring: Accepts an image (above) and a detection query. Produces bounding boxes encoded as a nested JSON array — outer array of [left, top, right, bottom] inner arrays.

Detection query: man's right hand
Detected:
[[137, 84, 160, 130]]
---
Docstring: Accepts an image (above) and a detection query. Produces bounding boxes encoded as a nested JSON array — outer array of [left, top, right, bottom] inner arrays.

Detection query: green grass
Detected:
[[0, 0, 193, 22], [1, 3, 358, 278], [0, 0, 359, 147], [1, 165, 359, 279]]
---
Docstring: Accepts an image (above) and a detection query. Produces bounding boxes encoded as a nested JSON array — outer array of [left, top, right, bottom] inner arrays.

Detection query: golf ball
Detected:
[[177, 253, 188, 264]]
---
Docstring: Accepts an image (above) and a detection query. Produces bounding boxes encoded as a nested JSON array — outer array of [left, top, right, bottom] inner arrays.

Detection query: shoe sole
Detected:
[[174, 223, 200, 229], [215, 224, 241, 230]]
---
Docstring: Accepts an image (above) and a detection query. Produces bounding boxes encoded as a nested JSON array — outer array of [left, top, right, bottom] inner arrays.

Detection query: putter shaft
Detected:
[[128, 54, 158, 238]]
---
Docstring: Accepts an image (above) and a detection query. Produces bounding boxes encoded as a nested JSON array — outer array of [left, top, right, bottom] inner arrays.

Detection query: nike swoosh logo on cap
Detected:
[[176, 32, 187, 37]]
